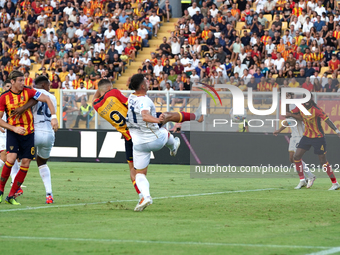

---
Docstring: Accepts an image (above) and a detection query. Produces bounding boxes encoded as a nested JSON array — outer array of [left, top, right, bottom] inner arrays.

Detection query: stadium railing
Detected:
[[58, 89, 340, 133]]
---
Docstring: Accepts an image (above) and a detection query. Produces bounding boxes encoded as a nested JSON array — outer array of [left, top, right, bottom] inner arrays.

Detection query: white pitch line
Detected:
[[306, 247, 340, 255], [0, 236, 332, 250], [0, 188, 277, 212]]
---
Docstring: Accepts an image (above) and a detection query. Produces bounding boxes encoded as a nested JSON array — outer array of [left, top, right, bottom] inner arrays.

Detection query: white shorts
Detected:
[[35, 130, 55, 159], [0, 135, 5, 152], [133, 128, 169, 170], [289, 136, 301, 152]]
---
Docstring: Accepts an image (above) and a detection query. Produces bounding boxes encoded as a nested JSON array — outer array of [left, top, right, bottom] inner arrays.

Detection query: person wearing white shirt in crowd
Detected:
[[153, 62, 163, 77], [187, 2, 200, 17], [45, 23, 55, 36], [9, 18, 21, 34], [37, 11, 48, 26], [239, 48, 247, 63], [307, 0, 317, 12], [94, 38, 105, 53], [191, 55, 199, 68], [314, 1, 326, 16], [334, 12, 340, 22], [250, 33, 259, 46], [67, 70, 77, 82], [290, 16, 301, 32], [233, 59, 248, 76], [137, 24, 149, 47], [184, 62, 195, 74], [302, 17, 314, 34], [264, 54, 275, 68], [255, 0, 266, 13], [114, 41, 124, 55], [310, 72, 320, 84], [120, 31, 130, 48], [80, 13, 88, 25], [62, 76, 73, 89], [298, 10, 308, 25], [282, 31, 292, 44], [149, 11, 160, 37], [17, 44, 30, 58], [19, 53, 31, 71], [314, 33, 324, 45], [274, 53, 285, 71], [80, 53, 91, 65], [171, 37, 181, 55], [321, 73, 328, 87], [190, 69, 200, 83], [241, 69, 252, 84], [48, 31, 58, 43], [63, 2, 74, 16], [75, 24, 85, 38], [180, 53, 191, 67], [265, 39, 275, 55], [209, 4, 218, 18], [104, 25, 116, 41]]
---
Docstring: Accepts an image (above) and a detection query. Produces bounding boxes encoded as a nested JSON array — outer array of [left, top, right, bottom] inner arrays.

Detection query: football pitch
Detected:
[[0, 162, 340, 255]]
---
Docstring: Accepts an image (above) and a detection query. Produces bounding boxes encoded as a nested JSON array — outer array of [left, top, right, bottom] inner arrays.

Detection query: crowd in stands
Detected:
[[139, 0, 340, 94], [0, 0, 171, 92]]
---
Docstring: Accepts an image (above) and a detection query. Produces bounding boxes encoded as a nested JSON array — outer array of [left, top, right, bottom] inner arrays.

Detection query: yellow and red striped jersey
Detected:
[[291, 105, 329, 138], [0, 87, 42, 135], [93, 89, 131, 141]]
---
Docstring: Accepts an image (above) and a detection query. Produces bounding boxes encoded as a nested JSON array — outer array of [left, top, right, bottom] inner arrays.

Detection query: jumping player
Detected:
[[274, 93, 315, 189], [92, 79, 203, 203], [127, 74, 187, 212], [0, 71, 58, 205], [11, 75, 57, 203], [286, 96, 340, 190]]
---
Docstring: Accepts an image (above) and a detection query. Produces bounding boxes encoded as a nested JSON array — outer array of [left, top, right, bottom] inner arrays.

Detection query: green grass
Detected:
[[0, 162, 340, 255]]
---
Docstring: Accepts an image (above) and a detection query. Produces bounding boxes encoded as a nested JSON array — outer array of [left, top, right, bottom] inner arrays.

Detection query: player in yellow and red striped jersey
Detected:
[[287, 96, 340, 190], [0, 71, 58, 205], [93, 78, 203, 201]]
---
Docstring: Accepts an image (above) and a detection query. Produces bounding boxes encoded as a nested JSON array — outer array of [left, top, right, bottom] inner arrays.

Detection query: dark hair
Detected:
[[129, 74, 144, 90], [4, 79, 11, 85], [98, 79, 111, 87], [34, 75, 49, 85]]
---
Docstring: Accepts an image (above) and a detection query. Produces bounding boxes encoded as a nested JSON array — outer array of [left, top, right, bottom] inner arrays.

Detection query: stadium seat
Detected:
[[236, 22, 245, 31], [264, 14, 272, 22]]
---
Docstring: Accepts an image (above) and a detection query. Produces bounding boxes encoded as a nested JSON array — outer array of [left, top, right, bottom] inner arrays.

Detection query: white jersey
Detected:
[[127, 94, 161, 145], [32, 89, 57, 132], [0, 113, 6, 137], [287, 104, 304, 137]]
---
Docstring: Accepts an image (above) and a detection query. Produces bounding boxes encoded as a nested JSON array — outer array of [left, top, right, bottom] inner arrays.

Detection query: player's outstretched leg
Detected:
[[164, 132, 181, 157], [319, 155, 340, 190], [160, 104, 204, 126]]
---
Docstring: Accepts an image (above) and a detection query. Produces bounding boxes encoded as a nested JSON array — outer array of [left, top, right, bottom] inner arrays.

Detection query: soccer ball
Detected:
[[230, 108, 247, 123]]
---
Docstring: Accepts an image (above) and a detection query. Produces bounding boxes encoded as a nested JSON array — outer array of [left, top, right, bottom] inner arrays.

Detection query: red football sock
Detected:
[[0, 161, 13, 192], [179, 112, 195, 122], [8, 166, 28, 197], [132, 180, 141, 194], [324, 162, 337, 184], [294, 160, 305, 180]]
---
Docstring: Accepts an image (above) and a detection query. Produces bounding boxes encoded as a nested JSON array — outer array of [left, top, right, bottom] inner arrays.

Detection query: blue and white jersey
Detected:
[[127, 94, 161, 145], [32, 89, 57, 133]]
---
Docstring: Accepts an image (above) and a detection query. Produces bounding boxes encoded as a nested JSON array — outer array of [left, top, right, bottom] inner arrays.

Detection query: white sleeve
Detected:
[[139, 97, 153, 112]]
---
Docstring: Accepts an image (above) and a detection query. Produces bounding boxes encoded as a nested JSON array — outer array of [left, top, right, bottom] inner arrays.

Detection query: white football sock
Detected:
[[10, 161, 20, 183], [135, 173, 150, 198], [165, 134, 176, 151], [39, 164, 52, 196], [302, 160, 314, 178]]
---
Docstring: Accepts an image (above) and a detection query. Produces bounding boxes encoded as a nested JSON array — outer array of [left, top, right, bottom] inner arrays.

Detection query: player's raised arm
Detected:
[[36, 94, 58, 132]]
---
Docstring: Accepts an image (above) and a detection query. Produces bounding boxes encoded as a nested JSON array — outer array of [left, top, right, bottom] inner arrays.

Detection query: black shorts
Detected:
[[297, 136, 326, 155], [125, 139, 133, 162], [6, 130, 35, 160]]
